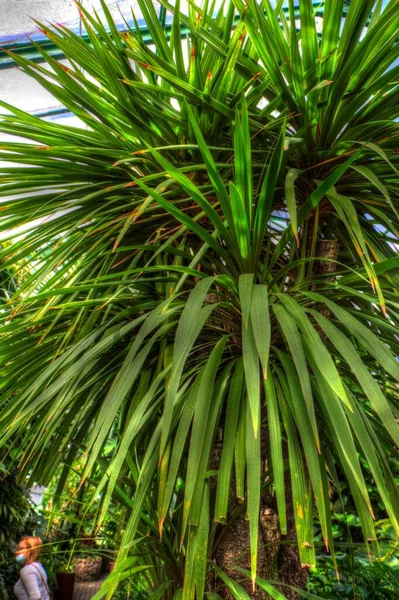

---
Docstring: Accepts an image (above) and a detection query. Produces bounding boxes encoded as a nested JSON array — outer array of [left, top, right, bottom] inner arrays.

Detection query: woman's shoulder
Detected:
[[20, 565, 32, 573], [21, 562, 45, 573], [20, 563, 36, 573]]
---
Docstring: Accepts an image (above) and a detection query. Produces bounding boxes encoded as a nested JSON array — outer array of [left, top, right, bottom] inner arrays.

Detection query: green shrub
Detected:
[[308, 555, 399, 600], [0, 467, 31, 600], [110, 576, 149, 600]]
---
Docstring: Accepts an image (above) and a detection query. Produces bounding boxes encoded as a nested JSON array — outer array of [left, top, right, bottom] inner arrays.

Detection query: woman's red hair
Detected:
[[18, 536, 43, 564]]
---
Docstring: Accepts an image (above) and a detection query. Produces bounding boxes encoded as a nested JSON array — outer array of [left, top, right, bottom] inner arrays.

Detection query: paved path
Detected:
[[73, 574, 108, 600]]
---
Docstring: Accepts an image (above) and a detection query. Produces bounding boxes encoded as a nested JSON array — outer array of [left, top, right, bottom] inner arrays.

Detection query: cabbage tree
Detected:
[[0, 0, 398, 598]]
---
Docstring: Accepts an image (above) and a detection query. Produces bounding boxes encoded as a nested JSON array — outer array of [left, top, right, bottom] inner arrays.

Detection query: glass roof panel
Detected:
[[0, 0, 147, 42]]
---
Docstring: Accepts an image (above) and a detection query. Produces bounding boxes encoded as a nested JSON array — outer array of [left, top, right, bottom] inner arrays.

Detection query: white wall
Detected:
[[0, 0, 142, 38], [0, 1, 145, 113]]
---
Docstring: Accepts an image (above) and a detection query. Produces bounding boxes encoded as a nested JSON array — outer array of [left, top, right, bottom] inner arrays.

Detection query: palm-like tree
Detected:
[[0, 0, 398, 598]]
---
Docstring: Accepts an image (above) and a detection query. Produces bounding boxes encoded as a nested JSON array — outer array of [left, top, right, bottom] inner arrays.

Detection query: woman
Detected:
[[14, 537, 50, 600]]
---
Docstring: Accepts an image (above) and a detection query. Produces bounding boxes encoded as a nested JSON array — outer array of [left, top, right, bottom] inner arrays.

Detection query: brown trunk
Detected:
[[214, 507, 280, 600], [213, 427, 305, 600], [312, 238, 340, 281], [214, 486, 307, 600], [213, 233, 340, 599], [214, 481, 283, 599], [276, 445, 308, 599], [311, 238, 340, 340]]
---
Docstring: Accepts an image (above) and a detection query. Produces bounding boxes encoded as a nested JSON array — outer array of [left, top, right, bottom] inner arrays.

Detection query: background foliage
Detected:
[[0, 463, 32, 600]]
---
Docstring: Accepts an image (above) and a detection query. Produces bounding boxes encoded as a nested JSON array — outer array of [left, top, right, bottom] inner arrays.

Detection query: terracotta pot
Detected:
[[56, 572, 75, 600], [109, 561, 115, 572]]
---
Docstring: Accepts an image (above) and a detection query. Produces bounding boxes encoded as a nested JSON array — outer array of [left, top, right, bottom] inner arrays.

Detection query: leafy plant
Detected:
[[0, 466, 31, 600], [0, 471, 30, 546], [110, 577, 149, 600], [0, 1, 398, 599], [308, 555, 399, 600]]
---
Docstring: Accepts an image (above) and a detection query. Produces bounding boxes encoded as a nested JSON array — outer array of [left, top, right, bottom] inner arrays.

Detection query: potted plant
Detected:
[[73, 553, 103, 582], [56, 565, 75, 600], [109, 559, 115, 573], [39, 531, 76, 600], [108, 550, 116, 573]]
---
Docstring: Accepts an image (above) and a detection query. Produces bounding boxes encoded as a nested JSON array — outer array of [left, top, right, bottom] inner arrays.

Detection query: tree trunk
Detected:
[[213, 235, 340, 599], [214, 485, 307, 599], [212, 429, 307, 600], [214, 506, 280, 600], [312, 239, 340, 281], [312, 238, 340, 339]]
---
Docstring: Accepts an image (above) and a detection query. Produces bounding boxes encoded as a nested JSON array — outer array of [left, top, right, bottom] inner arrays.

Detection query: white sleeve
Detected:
[[20, 566, 41, 600]]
